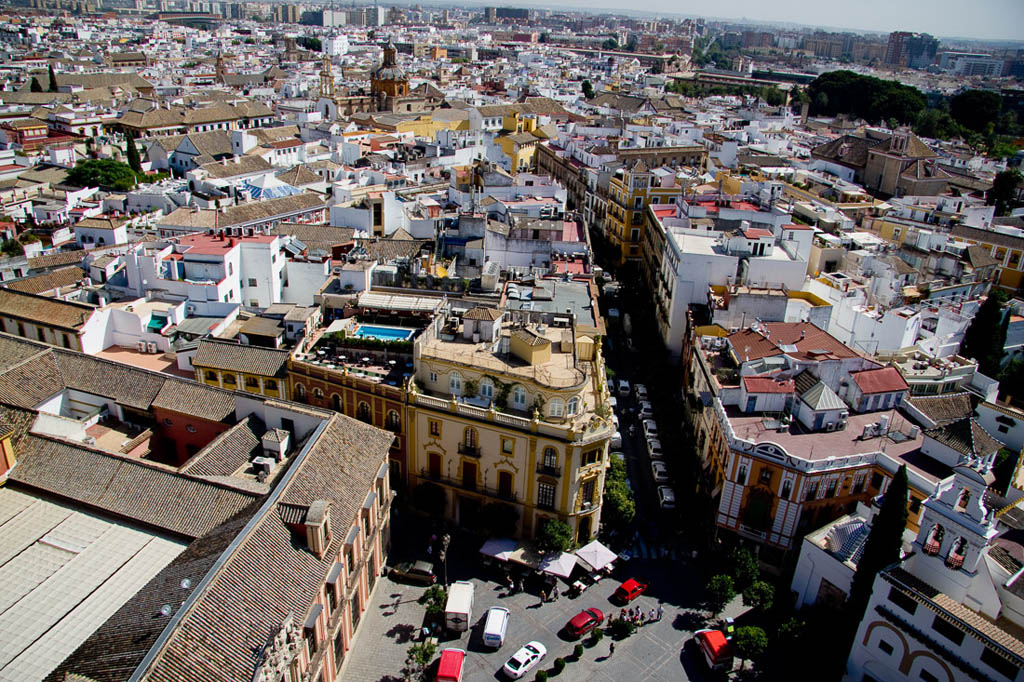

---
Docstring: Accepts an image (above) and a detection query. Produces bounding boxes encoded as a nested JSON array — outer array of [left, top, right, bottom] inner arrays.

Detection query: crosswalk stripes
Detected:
[[627, 541, 680, 561]]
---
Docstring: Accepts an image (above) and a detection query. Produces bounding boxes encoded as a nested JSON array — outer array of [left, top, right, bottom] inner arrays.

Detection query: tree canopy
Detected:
[[733, 626, 768, 670], [705, 574, 735, 615], [125, 135, 142, 173], [535, 517, 573, 553], [950, 89, 1003, 133], [848, 464, 909, 620], [66, 159, 138, 191], [960, 291, 1009, 376], [806, 70, 926, 125], [988, 169, 1023, 217]]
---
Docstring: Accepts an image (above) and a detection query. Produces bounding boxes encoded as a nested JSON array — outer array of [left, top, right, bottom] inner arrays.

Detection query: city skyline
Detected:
[[476, 0, 1024, 42]]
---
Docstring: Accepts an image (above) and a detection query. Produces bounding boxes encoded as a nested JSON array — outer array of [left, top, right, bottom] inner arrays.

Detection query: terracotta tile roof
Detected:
[[727, 322, 857, 363], [10, 435, 261, 538], [181, 414, 264, 477], [141, 415, 392, 682], [53, 350, 166, 410], [0, 288, 96, 330], [0, 351, 64, 408], [464, 306, 502, 321], [26, 249, 86, 271], [925, 416, 1004, 459], [952, 225, 1024, 250], [193, 339, 290, 377], [6, 265, 85, 294], [906, 393, 975, 426], [850, 366, 909, 394], [150, 377, 236, 421], [742, 375, 794, 394], [269, 223, 355, 252]]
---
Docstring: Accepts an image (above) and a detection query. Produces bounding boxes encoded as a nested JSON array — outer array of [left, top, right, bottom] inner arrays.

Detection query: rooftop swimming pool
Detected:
[[353, 325, 416, 342]]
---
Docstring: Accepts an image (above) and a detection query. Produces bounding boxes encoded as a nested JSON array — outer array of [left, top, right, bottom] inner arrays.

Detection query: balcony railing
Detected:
[[419, 469, 518, 502], [945, 553, 964, 570], [923, 540, 940, 556], [458, 443, 481, 457], [536, 463, 561, 477]]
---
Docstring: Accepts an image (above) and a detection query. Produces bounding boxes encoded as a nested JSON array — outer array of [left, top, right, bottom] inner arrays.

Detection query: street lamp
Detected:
[[437, 533, 451, 586]]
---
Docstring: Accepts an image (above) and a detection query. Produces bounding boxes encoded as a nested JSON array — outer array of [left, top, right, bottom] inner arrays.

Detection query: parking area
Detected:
[[340, 543, 726, 682]]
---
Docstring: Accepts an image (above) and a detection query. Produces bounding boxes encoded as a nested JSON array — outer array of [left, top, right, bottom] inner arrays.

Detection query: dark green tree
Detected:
[[1, 239, 23, 257], [30, 77, 42, 93], [733, 626, 768, 670], [47, 63, 58, 92], [705, 574, 735, 616], [988, 169, 1023, 216], [728, 546, 759, 590], [960, 292, 1008, 376], [535, 518, 573, 553], [950, 89, 1003, 133], [601, 38, 618, 50], [847, 464, 909, 619], [742, 579, 775, 611], [125, 135, 142, 173], [65, 159, 138, 191], [582, 79, 595, 100]]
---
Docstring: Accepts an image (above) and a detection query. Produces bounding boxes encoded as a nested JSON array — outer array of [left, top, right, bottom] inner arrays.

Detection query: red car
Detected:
[[565, 608, 604, 637], [614, 578, 648, 603]]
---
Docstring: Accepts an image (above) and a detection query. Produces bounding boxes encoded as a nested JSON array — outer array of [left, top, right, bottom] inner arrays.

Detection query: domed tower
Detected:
[[371, 38, 409, 108]]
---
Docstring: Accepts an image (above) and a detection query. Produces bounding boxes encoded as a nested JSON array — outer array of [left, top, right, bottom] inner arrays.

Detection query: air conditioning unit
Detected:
[[186, 303, 196, 313], [826, 422, 837, 432], [252, 456, 274, 475], [147, 342, 158, 354], [137, 340, 147, 352]]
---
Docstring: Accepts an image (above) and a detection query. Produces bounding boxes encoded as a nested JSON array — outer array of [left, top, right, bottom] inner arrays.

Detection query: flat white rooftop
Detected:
[[0, 487, 186, 682]]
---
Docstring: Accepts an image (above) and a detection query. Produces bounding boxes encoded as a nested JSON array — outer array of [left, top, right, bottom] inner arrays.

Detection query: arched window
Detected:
[[737, 465, 747, 485], [947, 536, 967, 569], [449, 372, 462, 396], [781, 480, 792, 500], [245, 376, 259, 388], [205, 370, 217, 381], [463, 427, 477, 446], [357, 401, 371, 422], [332, 394, 341, 411], [223, 374, 236, 385], [924, 524, 945, 555], [549, 398, 564, 418], [386, 410, 401, 432], [295, 384, 306, 400], [956, 487, 971, 511], [567, 396, 579, 416], [512, 385, 526, 410], [480, 378, 494, 401], [265, 380, 277, 391], [314, 387, 323, 399]]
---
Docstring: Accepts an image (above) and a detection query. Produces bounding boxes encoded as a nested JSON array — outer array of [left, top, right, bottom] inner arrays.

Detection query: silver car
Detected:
[[658, 486, 676, 509], [651, 461, 671, 484], [642, 419, 659, 439]]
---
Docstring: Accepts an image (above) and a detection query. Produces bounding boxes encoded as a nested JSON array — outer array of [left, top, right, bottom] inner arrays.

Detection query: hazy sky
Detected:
[[568, 0, 1024, 42]]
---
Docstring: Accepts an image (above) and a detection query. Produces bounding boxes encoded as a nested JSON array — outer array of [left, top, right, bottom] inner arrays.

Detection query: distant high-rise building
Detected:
[[495, 7, 528, 20], [273, 3, 299, 24], [485, 6, 497, 22], [885, 31, 938, 69]]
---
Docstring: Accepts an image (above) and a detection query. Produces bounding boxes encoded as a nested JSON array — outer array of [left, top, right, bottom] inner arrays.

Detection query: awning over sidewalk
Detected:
[[574, 540, 617, 573], [539, 551, 578, 579], [479, 537, 518, 562]]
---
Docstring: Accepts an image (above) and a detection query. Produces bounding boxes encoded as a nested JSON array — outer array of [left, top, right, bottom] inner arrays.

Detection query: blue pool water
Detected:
[[354, 325, 415, 342]]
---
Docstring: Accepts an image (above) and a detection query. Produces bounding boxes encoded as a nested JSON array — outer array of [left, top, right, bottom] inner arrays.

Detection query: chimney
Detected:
[[304, 500, 331, 558]]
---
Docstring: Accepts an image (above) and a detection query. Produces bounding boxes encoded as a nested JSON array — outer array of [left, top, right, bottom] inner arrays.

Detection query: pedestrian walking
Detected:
[[649, 608, 656, 623], [551, 585, 559, 601], [608, 642, 615, 657], [540, 590, 547, 605], [657, 604, 664, 621], [517, 578, 524, 593], [620, 608, 627, 621]]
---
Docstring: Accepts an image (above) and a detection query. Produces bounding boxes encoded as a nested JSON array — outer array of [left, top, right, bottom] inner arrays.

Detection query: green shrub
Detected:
[[535, 672, 548, 682], [573, 644, 584, 659], [553, 657, 565, 674]]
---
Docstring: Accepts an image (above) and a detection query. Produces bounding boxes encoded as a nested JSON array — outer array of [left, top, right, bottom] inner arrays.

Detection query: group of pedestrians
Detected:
[[616, 604, 664, 627]]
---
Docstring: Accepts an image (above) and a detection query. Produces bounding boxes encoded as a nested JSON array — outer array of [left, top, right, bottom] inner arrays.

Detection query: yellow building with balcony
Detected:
[[607, 160, 687, 264], [408, 303, 612, 544], [192, 338, 290, 400]]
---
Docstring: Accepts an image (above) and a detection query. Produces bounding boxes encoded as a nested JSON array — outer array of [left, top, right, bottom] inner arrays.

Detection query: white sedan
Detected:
[[647, 438, 664, 460], [638, 400, 654, 418], [642, 419, 659, 439], [651, 461, 671, 484], [502, 641, 547, 679]]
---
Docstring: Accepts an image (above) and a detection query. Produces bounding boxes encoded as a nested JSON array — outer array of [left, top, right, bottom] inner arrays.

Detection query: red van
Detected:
[[694, 629, 733, 672], [436, 648, 466, 682]]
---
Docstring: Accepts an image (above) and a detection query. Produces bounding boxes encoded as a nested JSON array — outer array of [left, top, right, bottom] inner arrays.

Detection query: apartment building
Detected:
[[950, 224, 1024, 291], [194, 337, 291, 400], [0, 334, 395, 682], [642, 197, 813, 357], [606, 160, 688, 264], [408, 291, 611, 544], [686, 318, 954, 564]]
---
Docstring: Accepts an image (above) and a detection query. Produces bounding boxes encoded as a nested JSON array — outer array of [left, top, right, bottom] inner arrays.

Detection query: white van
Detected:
[[482, 606, 510, 648], [445, 581, 475, 632]]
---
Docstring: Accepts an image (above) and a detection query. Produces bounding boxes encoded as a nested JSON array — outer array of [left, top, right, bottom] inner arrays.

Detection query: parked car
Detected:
[[634, 383, 648, 400], [389, 560, 437, 585], [658, 486, 676, 509], [610, 431, 622, 449], [647, 438, 663, 460], [642, 419, 659, 439], [482, 606, 510, 648], [618, 379, 631, 397], [502, 641, 547, 679], [565, 607, 605, 637], [614, 578, 649, 603], [638, 400, 654, 418], [651, 461, 671, 483], [608, 395, 618, 411]]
